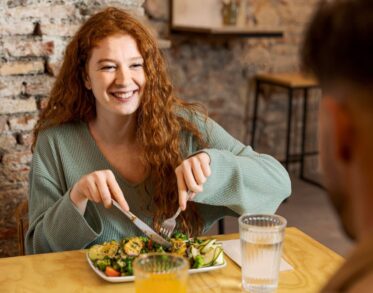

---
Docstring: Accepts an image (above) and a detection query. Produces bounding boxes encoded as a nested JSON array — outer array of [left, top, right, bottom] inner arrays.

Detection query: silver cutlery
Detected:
[[112, 200, 171, 248], [160, 191, 193, 239]]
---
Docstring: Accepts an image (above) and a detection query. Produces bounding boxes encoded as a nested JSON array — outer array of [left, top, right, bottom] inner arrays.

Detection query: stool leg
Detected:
[[285, 88, 293, 170], [218, 218, 225, 234], [300, 88, 308, 179], [251, 79, 260, 148]]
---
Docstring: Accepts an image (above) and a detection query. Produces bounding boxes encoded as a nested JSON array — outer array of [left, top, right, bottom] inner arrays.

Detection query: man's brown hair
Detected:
[[301, 0, 373, 92]]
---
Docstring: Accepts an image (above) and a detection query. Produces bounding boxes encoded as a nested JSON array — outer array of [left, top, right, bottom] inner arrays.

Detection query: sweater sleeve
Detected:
[[25, 131, 103, 254], [189, 115, 291, 215]]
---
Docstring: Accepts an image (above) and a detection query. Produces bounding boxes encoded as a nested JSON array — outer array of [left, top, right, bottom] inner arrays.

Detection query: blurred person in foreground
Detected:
[[26, 7, 291, 254], [302, 0, 373, 292]]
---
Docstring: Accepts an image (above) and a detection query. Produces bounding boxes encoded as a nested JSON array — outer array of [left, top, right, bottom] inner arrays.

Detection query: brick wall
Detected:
[[0, 0, 320, 257]]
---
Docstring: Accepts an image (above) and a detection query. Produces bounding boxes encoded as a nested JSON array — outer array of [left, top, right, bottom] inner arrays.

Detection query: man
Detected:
[[301, 0, 373, 292]]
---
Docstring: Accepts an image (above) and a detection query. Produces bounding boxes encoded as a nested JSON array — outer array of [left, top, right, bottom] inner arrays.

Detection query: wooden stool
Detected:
[[251, 72, 321, 187]]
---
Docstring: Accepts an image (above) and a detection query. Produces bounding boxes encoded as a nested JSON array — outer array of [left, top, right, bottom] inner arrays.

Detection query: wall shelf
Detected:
[[170, 0, 283, 39], [171, 25, 283, 38]]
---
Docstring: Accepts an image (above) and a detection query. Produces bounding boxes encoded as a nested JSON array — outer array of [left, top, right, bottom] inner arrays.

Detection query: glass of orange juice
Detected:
[[133, 253, 189, 293]]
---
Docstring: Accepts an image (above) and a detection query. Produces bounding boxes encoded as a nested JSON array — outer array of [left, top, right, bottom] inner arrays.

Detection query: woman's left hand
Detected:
[[175, 152, 211, 210]]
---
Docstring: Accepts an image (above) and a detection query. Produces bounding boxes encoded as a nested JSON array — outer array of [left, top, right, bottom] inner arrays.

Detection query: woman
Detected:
[[26, 7, 291, 254]]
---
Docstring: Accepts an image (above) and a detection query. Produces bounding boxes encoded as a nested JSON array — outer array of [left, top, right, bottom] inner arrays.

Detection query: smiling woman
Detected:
[[26, 7, 291, 254], [84, 34, 145, 118]]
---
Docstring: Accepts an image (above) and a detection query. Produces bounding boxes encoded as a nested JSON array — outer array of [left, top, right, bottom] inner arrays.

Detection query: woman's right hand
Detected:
[[70, 170, 129, 215]]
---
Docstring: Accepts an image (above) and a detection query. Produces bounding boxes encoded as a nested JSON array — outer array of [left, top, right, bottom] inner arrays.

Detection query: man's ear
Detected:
[[323, 98, 355, 163]]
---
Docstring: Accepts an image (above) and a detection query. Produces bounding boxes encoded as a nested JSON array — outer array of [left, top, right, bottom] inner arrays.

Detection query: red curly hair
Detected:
[[33, 7, 207, 236]]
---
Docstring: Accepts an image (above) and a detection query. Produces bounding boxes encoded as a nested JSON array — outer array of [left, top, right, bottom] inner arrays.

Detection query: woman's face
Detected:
[[85, 34, 146, 120]]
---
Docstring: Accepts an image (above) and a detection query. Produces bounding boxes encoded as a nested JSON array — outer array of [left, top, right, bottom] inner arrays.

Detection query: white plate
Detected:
[[86, 253, 226, 283]]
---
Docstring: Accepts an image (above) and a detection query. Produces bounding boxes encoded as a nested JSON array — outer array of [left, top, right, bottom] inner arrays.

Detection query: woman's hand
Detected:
[[175, 152, 211, 210], [70, 170, 129, 215]]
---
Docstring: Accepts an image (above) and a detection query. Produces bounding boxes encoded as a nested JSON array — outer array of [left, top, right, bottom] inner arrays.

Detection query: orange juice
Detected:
[[135, 273, 187, 293]]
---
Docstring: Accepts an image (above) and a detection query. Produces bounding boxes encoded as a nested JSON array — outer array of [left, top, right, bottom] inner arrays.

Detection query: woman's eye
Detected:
[[101, 65, 116, 71], [131, 63, 143, 69]]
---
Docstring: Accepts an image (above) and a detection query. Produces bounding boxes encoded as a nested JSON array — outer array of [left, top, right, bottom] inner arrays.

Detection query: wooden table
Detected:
[[0, 227, 343, 292]]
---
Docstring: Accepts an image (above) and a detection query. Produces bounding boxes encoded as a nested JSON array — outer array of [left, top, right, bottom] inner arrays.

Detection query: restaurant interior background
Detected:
[[0, 0, 352, 258]]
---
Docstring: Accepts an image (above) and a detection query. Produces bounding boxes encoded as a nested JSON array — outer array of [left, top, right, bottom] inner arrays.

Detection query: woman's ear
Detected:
[[83, 72, 92, 90]]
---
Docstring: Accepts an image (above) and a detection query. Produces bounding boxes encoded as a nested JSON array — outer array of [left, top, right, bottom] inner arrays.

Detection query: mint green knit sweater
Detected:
[[26, 115, 291, 254]]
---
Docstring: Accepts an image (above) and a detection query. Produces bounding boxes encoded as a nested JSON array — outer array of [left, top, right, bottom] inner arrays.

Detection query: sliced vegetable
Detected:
[[201, 239, 216, 254], [214, 247, 224, 265], [105, 266, 121, 277], [88, 241, 119, 261], [124, 237, 144, 256], [191, 245, 200, 259], [95, 258, 111, 271], [192, 255, 204, 268], [202, 247, 215, 266], [171, 239, 187, 255], [147, 239, 153, 250], [172, 231, 188, 241]]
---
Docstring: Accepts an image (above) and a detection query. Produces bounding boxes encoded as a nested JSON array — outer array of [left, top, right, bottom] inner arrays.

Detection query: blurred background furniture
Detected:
[[251, 72, 322, 188]]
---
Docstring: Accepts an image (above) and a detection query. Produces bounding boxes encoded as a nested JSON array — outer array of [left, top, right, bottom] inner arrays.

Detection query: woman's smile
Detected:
[[109, 89, 139, 102]]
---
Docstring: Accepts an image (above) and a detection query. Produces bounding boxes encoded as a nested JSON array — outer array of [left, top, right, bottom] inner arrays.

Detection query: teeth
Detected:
[[111, 91, 134, 99]]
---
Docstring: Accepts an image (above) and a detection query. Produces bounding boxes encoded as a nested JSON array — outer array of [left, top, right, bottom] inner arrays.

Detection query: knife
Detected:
[[112, 200, 172, 248]]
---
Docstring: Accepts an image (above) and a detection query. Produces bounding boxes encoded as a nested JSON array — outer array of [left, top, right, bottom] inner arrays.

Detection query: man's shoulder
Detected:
[[347, 271, 373, 293], [322, 242, 373, 292]]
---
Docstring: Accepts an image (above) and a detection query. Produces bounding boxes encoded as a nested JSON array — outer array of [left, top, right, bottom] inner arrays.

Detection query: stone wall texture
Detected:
[[0, 0, 320, 257]]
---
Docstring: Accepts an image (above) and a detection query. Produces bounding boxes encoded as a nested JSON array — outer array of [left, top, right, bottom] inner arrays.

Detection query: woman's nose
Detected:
[[115, 67, 130, 85]]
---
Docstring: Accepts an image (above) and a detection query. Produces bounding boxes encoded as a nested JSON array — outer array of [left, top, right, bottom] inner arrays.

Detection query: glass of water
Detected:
[[239, 214, 287, 293]]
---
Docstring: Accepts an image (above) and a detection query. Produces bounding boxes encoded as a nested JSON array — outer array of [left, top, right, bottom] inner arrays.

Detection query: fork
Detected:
[[159, 191, 193, 239]]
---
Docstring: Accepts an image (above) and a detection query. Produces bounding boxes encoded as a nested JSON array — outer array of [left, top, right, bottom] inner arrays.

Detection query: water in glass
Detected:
[[241, 234, 283, 293]]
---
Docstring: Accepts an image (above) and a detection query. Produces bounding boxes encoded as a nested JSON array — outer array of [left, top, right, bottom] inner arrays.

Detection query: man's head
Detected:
[[301, 0, 373, 240]]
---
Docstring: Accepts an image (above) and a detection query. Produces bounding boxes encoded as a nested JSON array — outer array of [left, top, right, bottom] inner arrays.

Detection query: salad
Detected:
[[88, 232, 224, 277]]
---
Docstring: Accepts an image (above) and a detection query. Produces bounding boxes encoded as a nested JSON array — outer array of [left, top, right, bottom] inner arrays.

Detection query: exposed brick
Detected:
[[4, 4, 78, 23], [2, 38, 54, 57], [46, 60, 62, 77], [256, 4, 280, 27], [18, 131, 34, 146], [3, 167, 30, 183], [0, 75, 54, 97], [0, 97, 37, 114], [84, 3, 144, 16], [40, 23, 80, 37], [0, 188, 27, 257], [0, 21, 34, 36], [38, 96, 50, 110], [2, 151, 32, 168], [8, 115, 37, 131], [0, 60, 45, 76], [0, 134, 17, 150], [0, 116, 9, 132], [0, 238, 18, 257], [271, 44, 299, 56]]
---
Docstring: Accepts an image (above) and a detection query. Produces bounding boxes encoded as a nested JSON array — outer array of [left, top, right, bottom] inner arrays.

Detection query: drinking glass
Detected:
[[133, 253, 189, 293], [239, 214, 287, 293]]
